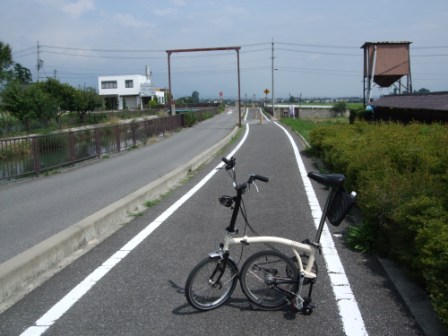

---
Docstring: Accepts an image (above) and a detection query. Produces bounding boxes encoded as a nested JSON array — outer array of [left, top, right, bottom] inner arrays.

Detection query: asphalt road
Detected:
[[0, 109, 424, 335], [0, 109, 237, 263]]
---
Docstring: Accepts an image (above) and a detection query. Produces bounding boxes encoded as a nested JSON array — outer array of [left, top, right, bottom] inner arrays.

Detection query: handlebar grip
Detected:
[[254, 174, 269, 183], [222, 156, 236, 170]]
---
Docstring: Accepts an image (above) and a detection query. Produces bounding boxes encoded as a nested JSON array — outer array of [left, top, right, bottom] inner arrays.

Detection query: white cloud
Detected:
[[153, 8, 178, 16], [61, 0, 95, 17], [169, 0, 186, 6], [33, 0, 95, 17], [113, 13, 152, 29]]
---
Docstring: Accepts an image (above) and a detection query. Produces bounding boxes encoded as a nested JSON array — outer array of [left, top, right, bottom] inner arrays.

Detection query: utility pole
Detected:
[[36, 41, 43, 82], [271, 38, 275, 119]]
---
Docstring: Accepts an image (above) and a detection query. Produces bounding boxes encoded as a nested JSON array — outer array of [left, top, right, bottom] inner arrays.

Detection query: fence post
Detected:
[[68, 132, 76, 163], [94, 128, 101, 157], [115, 125, 121, 152], [180, 113, 185, 128], [131, 122, 137, 147], [32, 137, 40, 177]]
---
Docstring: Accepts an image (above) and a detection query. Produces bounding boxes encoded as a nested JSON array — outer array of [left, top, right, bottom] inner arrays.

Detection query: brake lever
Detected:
[[253, 181, 259, 193]]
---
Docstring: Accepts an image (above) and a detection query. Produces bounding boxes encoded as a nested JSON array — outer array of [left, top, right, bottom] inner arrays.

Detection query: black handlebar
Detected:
[[250, 174, 269, 183], [222, 157, 268, 184], [220, 156, 268, 233], [222, 157, 235, 170]]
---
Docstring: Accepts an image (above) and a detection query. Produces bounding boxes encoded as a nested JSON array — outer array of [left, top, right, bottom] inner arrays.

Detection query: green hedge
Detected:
[[309, 122, 448, 325]]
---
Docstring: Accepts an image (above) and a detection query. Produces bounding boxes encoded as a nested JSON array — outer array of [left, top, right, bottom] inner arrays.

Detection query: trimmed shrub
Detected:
[[309, 121, 448, 325]]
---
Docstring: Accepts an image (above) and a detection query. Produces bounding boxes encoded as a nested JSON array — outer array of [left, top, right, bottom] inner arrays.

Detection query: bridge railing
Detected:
[[0, 112, 210, 182]]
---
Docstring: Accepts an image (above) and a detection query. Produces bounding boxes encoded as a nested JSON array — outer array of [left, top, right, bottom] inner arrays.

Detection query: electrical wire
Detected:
[[277, 41, 358, 49], [42, 50, 165, 60], [14, 41, 448, 87], [40, 45, 164, 53], [277, 47, 359, 57]]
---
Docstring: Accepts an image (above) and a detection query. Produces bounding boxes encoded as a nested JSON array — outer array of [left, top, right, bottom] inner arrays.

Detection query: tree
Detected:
[[288, 95, 298, 103], [1, 80, 56, 130], [0, 41, 13, 82], [73, 87, 102, 123], [41, 78, 77, 124], [13, 63, 32, 84], [331, 101, 347, 116], [191, 91, 200, 104], [1, 41, 33, 90], [177, 96, 193, 105]]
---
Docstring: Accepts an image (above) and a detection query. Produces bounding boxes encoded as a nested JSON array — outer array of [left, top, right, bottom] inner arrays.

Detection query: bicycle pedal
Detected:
[[301, 304, 314, 315]]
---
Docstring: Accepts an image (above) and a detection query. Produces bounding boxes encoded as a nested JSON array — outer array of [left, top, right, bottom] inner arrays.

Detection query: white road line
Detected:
[[273, 119, 368, 336], [20, 110, 251, 336], [21, 108, 366, 336]]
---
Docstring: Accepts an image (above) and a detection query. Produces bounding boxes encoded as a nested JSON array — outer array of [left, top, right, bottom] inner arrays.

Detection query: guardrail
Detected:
[[0, 110, 216, 182]]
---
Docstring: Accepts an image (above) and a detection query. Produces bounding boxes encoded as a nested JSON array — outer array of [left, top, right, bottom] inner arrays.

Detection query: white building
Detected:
[[98, 71, 165, 110]]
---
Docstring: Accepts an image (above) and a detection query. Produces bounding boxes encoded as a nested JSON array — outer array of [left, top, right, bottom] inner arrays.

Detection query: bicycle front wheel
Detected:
[[185, 256, 238, 311], [240, 250, 298, 310]]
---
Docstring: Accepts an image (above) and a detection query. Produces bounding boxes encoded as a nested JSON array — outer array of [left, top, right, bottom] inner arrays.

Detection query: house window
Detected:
[[101, 81, 117, 89], [125, 80, 134, 88]]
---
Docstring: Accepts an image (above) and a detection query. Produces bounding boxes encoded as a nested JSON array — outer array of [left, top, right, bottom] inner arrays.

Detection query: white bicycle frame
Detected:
[[211, 157, 348, 310], [223, 233, 318, 281]]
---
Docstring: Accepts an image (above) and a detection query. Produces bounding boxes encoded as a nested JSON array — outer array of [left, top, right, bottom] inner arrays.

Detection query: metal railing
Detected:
[[0, 111, 215, 182]]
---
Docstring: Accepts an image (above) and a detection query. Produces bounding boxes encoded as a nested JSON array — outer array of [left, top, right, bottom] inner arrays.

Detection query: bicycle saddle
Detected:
[[307, 172, 345, 188]]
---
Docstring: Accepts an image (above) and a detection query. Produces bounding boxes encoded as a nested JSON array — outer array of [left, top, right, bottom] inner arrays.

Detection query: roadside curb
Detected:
[[377, 258, 447, 336], [0, 125, 239, 314]]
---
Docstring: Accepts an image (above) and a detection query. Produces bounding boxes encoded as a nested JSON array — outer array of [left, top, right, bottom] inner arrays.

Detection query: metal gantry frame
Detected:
[[166, 46, 242, 127]]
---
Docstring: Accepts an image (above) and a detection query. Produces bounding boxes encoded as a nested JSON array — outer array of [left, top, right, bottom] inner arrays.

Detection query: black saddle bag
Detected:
[[326, 189, 356, 226]]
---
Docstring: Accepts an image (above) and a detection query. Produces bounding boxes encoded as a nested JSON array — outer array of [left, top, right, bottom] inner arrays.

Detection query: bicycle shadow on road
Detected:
[[169, 279, 300, 320]]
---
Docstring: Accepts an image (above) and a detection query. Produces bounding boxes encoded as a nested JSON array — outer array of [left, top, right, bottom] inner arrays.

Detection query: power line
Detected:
[[42, 50, 165, 60], [277, 41, 358, 49], [241, 42, 271, 48], [12, 45, 35, 57], [40, 45, 164, 53], [413, 46, 448, 49], [277, 47, 359, 57], [413, 53, 448, 57]]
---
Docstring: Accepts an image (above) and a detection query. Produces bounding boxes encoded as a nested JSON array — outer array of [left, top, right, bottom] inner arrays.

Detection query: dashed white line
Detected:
[[20, 110, 251, 336], [273, 119, 368, 336]]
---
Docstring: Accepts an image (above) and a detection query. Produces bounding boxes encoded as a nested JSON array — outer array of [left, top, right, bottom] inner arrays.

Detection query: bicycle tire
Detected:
[[185, 256, 238, 311], [240, 250, 298, 310]]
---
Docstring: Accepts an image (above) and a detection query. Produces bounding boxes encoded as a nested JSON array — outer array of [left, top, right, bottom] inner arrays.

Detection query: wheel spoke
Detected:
[[240, 250, 298, 310], [185, 257, 238, 311]]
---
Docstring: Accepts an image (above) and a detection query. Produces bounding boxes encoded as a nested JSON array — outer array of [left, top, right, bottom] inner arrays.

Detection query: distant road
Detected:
[[0, 110, 237, 263]]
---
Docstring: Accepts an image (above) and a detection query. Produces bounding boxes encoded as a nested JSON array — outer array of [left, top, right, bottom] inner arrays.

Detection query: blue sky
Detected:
[[2, 0, 448, 99]]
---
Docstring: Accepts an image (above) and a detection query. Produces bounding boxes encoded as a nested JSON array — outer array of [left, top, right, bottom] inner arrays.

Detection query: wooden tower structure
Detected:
[[361, 41, 412, 105]]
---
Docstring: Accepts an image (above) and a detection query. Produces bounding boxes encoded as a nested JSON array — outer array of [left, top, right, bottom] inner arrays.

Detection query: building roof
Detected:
[[371, 92, 448, 111], [360, 41, 412, 48]]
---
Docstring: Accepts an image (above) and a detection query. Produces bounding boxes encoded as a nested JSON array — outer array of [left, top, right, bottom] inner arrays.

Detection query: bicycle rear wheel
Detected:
[[185, 256, 238, 311], [240, 250, 298, 310]]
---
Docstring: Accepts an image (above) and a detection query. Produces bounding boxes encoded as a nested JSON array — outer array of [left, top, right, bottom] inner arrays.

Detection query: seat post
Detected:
[[314, 187, 335, 243]]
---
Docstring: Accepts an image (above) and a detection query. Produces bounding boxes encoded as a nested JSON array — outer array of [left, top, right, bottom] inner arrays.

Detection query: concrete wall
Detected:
[[276, 106, 349, 119]]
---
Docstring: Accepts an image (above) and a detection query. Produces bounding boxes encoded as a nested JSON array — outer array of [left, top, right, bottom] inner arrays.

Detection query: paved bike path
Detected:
[[0, 110, 238, 311], [0, 109, 436, 335], [4, 108, 421, 336]]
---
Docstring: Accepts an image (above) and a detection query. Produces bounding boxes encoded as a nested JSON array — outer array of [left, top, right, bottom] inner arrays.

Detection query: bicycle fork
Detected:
[[207, 250, 232, 288]]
